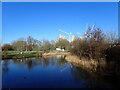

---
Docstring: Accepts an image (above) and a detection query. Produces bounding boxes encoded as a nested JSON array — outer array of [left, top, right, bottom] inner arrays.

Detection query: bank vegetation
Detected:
[[67, 26, 120, 78]]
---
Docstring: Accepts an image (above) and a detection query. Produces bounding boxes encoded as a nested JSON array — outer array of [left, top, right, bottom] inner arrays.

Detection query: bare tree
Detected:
[[26, 36, 40, 51], [12, 39, 27, 54], [70, 26, 108, 60], [55, 39, 69, 50], [106, 32, 118, 45]]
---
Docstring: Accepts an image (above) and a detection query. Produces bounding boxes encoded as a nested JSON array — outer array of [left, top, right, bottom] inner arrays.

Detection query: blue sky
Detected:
[[2, 2, 118, 44]]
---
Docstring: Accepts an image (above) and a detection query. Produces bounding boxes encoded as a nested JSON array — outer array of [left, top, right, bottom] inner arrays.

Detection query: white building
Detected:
[[56, 48, 65, 51], [78, 37, 83, 40], [59, 35, 67, 40], [71, 35, 76, 42]]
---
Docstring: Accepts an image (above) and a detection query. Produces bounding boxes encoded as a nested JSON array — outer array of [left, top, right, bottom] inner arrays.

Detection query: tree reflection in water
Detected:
[[70, 64, 112, 88], [2, 55, 67, 71], [2, 60, 10, 72], [42, 57, 50, 68], [2, 55, 119, 88], [55, 55, 67, 67]]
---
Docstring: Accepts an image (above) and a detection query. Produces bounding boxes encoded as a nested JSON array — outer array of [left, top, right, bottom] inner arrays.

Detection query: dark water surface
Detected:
[[2, 55, 112, 88]]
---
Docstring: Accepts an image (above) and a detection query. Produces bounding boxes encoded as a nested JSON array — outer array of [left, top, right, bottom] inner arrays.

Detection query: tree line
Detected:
[[70, 26, 119, 61], [2, 25, 119, 61], [2, 36, 70, 53]]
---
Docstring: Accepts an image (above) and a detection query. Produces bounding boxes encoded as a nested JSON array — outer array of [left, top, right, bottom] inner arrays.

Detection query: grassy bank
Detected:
[[66, 55, 120, 78], [2, 51, 71, 59], [42, 52, 71, 56], [65, 55, 120, 88], [2, 51, 43, 59], [65, 55, 106, 72]]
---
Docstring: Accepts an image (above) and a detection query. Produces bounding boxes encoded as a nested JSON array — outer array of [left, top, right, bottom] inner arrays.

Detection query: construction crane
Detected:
[[76, 32, 83, 39], [91, 24, 95, 31], [59, 29, 72, 42]]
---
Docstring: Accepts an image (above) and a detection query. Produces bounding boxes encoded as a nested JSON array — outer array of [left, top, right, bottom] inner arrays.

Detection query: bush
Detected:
[[70, 26, 109, 60]]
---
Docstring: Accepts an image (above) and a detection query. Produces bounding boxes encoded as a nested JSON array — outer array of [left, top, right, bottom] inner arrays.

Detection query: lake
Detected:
[[2, 55, 113, 88]]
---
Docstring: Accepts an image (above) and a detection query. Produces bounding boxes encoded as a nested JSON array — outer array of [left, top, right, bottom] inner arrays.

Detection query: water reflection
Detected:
[[2, 55, 115, 88], [2, 60, 10, 72], [2, 55, 67, 71], [70, 66, 110, 88]]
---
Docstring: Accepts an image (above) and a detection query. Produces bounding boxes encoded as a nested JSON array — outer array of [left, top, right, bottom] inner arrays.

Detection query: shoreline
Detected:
[[65, 55, 120, 86], [42, 52, 71, 56], [2, 52, 71, 59], [65, 55, 106, 73]]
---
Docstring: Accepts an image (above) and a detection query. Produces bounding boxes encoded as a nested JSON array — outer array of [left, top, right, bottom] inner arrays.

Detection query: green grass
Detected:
[[2, 50, 69, 59], [2, 51, 43, 56], [2, 50, 69, 56]]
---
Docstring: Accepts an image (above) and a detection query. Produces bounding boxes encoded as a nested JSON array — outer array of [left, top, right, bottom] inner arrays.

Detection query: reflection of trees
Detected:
[[41, 55, 67, 68], [12, 59, 26, 67], [70, 66, 91, 81], [39, 55, 67, 68], [50, 57, 56, 66], [42, 57, 50, 68], [2, 60, 10, 72], [55, 55, 67, 67], [2, 55, 68, 71], [58, 59, 67, 66], [105, 60, 120, 76], [26, 58, 42, 70], [70, 66, 110, 88], [70, 66, 98, 88], [27, 60, 33, 69], [12, 58, 42, 70]]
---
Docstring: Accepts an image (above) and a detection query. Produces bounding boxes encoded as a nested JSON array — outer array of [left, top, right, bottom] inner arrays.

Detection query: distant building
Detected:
[[54, 35, 67, 44], [78, 37, 83, 40], [56, 48, 65, 51], [59, 35, 67, 40], [54, 40, 58, 43], [71, 35, 76, 42]]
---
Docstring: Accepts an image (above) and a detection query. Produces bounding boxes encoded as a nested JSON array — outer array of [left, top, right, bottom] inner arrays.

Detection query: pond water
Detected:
[[2, 55, 112, 88]]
